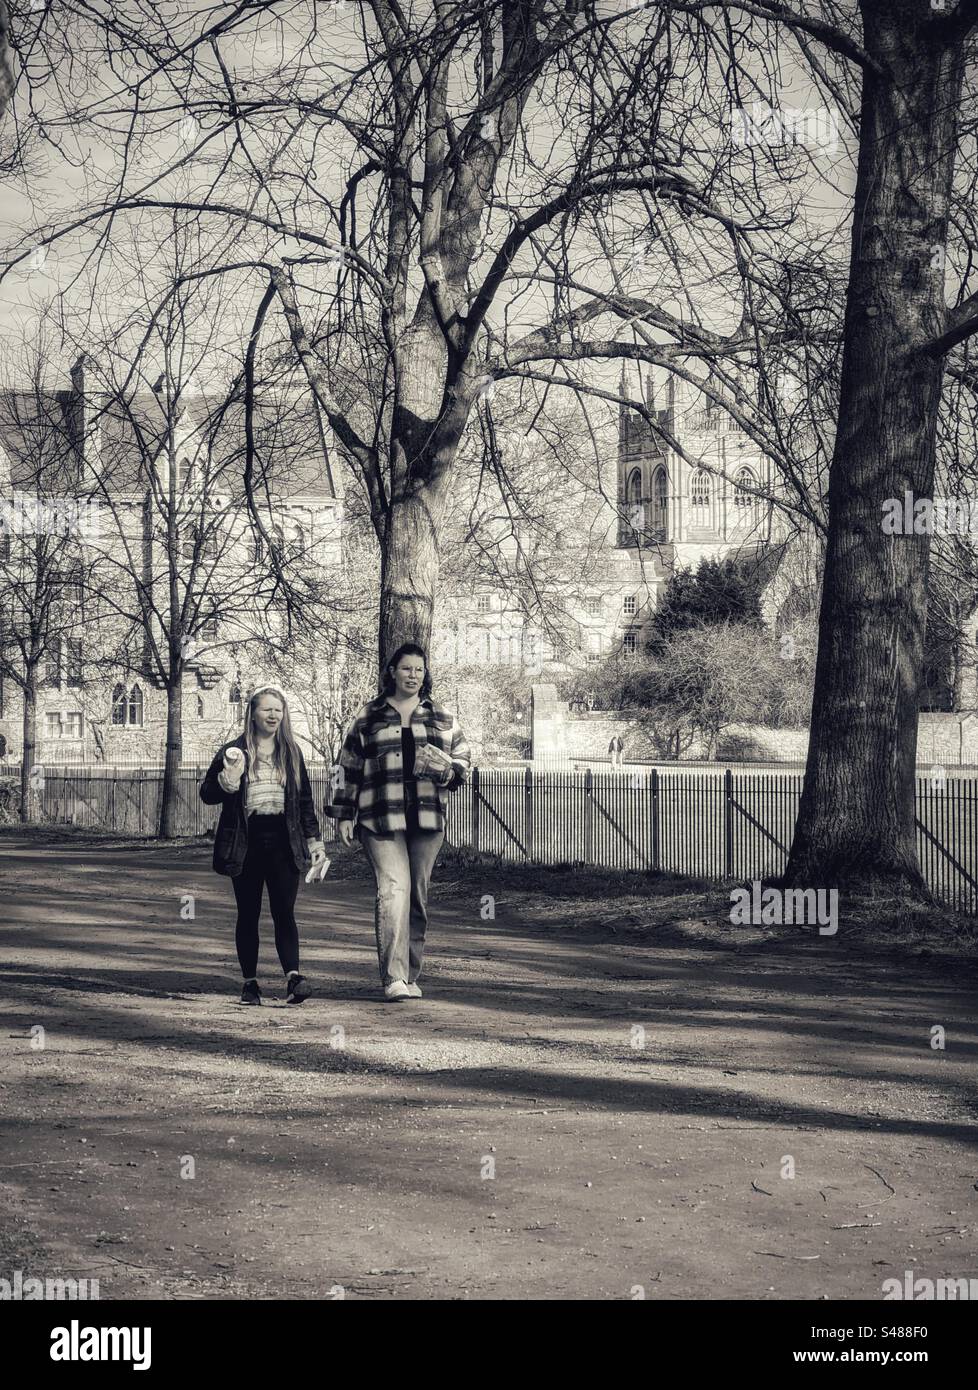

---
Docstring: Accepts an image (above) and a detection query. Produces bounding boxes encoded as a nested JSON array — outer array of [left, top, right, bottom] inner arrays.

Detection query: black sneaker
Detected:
[[239, 979, 262, 1006], [286, 973, 312, 1005]]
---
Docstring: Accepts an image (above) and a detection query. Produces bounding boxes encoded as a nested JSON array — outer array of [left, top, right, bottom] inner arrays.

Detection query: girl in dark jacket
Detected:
[[200, 684, 328, 1005]]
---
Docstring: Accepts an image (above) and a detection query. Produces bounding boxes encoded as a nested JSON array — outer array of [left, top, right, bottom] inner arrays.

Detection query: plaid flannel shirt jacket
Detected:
[[326, 694, 471, 834]]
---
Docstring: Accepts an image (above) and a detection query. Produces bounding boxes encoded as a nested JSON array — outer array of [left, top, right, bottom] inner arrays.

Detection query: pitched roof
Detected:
[[0, 382, 338, 500], [0, 389, 83, 488]]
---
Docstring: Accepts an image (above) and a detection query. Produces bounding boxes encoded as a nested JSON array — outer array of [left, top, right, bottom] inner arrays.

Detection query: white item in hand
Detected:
[[305, 855, 331, 884], [222, 747, 244, 780], [414, 742, 453, 781]]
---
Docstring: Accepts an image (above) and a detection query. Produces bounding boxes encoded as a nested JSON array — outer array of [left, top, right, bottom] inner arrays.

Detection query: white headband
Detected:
[[251, 683, 288, 704]]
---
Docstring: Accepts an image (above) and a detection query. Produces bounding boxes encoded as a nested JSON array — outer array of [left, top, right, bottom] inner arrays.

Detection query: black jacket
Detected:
[[199, 735, 321, 877]]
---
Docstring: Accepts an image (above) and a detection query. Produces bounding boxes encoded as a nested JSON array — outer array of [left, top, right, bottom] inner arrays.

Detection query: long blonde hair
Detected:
[[243, 685, 302, 788]]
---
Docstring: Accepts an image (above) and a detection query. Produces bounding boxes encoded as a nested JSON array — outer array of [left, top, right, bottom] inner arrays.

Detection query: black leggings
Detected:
[[231, 816, 301, 978]]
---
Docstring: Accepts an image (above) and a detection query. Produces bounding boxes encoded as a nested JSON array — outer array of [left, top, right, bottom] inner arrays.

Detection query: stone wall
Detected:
[[529, 685, 568, 760], [532, 687, 978, 766], [917, 713, 978, 767]]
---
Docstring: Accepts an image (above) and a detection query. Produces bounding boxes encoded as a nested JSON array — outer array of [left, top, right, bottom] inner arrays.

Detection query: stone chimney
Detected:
[[69, 353, 102, 485], [664, 372, 676, 433]]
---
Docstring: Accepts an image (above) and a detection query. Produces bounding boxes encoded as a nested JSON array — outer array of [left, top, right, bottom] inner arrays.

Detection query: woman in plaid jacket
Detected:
[[327, 643, 470, 1001]]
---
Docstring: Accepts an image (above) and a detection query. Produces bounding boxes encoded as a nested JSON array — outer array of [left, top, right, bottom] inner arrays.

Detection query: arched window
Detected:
[[627, 468, 644, 530], [691, 469, 711, 510], [652, 466, 668, 536], [734, 466, 758, 514], [229, 682, 243, 723], [111, 683, 143, 727], [197, 694, 205, 719], [292, 523, 306, 553]]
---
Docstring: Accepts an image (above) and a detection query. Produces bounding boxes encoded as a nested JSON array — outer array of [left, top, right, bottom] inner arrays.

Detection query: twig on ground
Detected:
[[863, 1164, 896, 1198]]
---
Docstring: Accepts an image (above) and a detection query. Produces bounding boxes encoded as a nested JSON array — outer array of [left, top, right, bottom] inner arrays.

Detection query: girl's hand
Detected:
[[414, 742, 453, 782], [218, 746, 245, 793], [305, 847, 331, 884], [338, 820, 355, 847], [222, 747, 244, 780]]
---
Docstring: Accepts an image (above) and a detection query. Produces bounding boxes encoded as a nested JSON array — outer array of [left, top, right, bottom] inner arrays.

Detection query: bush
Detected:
[[715, 732, 767, 762], [647, 555, 765, 652]]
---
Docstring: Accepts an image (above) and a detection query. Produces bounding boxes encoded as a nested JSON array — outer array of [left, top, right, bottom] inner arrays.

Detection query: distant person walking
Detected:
[[609, 733, 625, 771], [328, 643, 470, 1002], [200, 685, 328, 1006]]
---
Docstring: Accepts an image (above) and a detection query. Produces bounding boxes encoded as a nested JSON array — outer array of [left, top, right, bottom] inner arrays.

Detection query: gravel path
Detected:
[[2, 832, 977, 1300]]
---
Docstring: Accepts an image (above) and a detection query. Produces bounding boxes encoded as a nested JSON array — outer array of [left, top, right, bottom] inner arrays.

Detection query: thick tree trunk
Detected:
[[377, 490, 444, 671], [0, 3, 14, 123], [377, 313, 460, 674], [784, 4, 966, 894], [158, 676, 183, 838], [19, 674, 38, 822]]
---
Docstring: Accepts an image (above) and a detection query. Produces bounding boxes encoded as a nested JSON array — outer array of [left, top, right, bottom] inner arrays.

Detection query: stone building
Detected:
[[0, 357, 342, 767], [434, 366, 785, 678]]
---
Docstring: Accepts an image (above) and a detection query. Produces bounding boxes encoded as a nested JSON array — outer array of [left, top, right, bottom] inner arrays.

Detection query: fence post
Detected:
[[650, 768, 660, 872], [472, 765, 481, 853], [111, 771, 117, 831], [584, 766, 594, 865], [523, 764, 533, 862], [138, 768, 144, 834], [723, 768, 734, 878]]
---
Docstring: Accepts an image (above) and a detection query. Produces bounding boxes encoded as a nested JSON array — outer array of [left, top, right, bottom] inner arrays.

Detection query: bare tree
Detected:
[[248, 525, 379, 765], [75, 246, 339, 835], [2, 3, 769, 654], [7, 2, 978, 895], [0, 339, 98, 818]]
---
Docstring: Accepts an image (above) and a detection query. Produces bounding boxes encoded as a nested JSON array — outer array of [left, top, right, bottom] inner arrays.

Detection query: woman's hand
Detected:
[[414, 742, 453, 784], [222, 746, 244, 782], [305, 841, 331, 884], [338, 820, 355, 847], [217, 746, 245, 794]]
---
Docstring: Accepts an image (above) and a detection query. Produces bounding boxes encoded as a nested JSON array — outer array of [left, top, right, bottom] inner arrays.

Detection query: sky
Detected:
[[0, 0, 859, 388]]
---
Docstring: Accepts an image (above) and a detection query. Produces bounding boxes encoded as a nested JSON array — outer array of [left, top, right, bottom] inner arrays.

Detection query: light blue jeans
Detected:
[[361, 829, 445, 985]]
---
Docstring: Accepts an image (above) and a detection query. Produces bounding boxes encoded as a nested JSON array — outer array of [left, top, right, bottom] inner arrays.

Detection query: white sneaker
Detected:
[[384, 979, 410, 1002], [404, 982, 422, 998]]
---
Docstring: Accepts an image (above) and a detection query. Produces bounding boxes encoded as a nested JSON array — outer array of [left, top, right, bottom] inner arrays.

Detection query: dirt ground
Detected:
[[1, 828, 977, 1301]]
